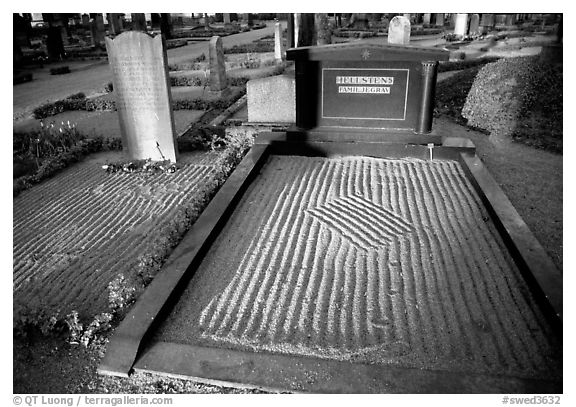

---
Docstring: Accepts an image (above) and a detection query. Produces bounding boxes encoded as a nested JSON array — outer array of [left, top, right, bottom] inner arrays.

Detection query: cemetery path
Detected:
[[13, 22, 275, 121]]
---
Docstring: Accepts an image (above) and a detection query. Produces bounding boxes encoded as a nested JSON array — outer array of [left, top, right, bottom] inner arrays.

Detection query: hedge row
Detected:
[[438, 56, 501, 73], [224, 42, 274, 54], [462, 56, 562, 143]]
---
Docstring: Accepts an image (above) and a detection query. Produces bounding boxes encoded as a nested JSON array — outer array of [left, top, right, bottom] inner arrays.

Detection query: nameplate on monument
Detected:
[[321, 68, 409, 121]]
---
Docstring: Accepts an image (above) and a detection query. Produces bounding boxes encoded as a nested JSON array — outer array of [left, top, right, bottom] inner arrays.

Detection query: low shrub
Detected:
[[14, 72, 33, 85], [104, 82, 114, 92], [434, 66, 482, 125], [32, 93, 88, 119], [85, 97, 116, 111], [170, 74, 204, 87], [224, 42, 274, 54], [438, 56, 501, 72], [13, 133, 122, 197], [462, 55, 562, 150], [50, 66, 71, 75]]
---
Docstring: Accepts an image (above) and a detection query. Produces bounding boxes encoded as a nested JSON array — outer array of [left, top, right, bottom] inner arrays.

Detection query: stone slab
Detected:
[[247, 74, 295, 123], [388, 16, 410, 45]]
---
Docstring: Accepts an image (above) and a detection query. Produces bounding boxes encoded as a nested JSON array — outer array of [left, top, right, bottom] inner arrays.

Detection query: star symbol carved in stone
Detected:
[[361, 49, 371, 60]]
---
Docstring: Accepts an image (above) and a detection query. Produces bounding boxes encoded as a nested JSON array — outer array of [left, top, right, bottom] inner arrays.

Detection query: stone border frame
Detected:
[[98, 133, 562, 393]]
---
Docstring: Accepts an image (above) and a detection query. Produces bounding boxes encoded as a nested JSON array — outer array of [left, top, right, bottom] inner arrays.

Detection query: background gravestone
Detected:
[[388, 16, 410, 45], [435, 13, 444, 27], [209, 36, 227, 93], [469, 14, 480, 35], [274, 22, 285, 61], [247, 74, 295, 123], [105, 31, 178, 162], [423, 13, 431, 25], [131, 13, 147, 32], [454, 13, 469, 37]]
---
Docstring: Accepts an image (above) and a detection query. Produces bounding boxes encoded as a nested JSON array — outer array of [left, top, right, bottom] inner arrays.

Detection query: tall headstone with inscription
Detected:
[[105, 31, 178, 162], [274, 22, 285, 62], [388, 16, 410, 45], [209, 36, 227, 94]]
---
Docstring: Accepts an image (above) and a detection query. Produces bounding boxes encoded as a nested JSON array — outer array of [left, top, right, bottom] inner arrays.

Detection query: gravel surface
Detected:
[[13, 150, 219, 318], [155, 155, 561, 381]]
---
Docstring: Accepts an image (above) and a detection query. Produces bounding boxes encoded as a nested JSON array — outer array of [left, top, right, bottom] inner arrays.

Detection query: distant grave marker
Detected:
[[274, 22, 285, 61], [388, 16, 410, 45], [469, 14, 480, 35], [454, 13, 469, 37], [105, 31, 178, 162], [209, 36, 228, 94]]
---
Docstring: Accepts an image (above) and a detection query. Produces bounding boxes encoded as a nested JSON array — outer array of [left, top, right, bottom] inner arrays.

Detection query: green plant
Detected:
[[13, 134, 122, 197], [108, 274, 137, 312], [32, 93, 88, 119]]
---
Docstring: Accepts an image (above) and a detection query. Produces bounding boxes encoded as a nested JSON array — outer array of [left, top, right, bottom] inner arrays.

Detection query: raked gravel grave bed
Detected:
[[13, 150, 220, 319], [152, 155, 560, 381]]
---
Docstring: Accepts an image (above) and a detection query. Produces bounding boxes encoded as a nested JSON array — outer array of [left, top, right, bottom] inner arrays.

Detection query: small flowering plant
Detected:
[[29, 120, 82, 158]]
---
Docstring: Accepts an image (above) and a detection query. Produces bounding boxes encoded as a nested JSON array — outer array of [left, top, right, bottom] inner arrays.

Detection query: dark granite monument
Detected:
[[287, 43, 448, 138]]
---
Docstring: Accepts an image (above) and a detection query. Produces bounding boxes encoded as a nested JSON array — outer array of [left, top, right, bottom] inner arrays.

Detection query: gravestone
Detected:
[[60, 26, 69, 46], [351, 13, 369, 30], [287, 42, 449, 135], [247, 74, 295, 123], [131, 13, 147, 31], [286, 13, 295, 48], [454, 13, 469, 37], [274, 22, 285, 61], [315, 13, 331, 45], [90, 14, 105, 47], [505, 14, 516, 26], [423, 13, 431, 25], [435, 13, 444, 27], [388, 16, 410, 45], [108, 13, 123, 35], [105, 31, 178, 162], [480, 13, 494, 30], [469, 14, 480, 35], [46, 26, 65, 59], [209, 36, 227, 94]]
